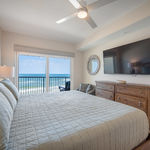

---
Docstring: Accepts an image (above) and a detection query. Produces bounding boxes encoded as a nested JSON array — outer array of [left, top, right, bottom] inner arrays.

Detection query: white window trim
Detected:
[[14, 44, 75, 57]]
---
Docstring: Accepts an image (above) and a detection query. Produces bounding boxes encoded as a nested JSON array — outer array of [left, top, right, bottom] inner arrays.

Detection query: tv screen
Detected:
[[103, 38, 150, 74]]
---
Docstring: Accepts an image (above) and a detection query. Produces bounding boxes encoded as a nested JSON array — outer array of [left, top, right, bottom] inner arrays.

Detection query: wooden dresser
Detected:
[[95, 81, 115, 100], [96, 81, 150, 122], [115, 83, 148, 113]]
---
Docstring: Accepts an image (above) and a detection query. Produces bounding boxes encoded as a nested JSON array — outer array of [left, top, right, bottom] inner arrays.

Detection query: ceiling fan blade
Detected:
[[87, 0, 118, 11], [56, 13, 77, 24], [86, 16, 97, 29], [78, 0, 87, 7], [68, 0, 82, 9]]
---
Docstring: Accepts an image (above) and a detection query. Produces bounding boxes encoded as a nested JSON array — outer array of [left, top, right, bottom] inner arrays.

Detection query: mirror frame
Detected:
[[87, 55, 100, 75]]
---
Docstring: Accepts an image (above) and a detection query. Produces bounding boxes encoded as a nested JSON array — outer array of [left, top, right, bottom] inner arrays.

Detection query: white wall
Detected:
[[83, 37, 150, 85], [1, 31, 83, 89]]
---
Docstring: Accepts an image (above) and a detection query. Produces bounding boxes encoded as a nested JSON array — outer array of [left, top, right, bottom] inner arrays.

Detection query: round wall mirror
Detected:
[[87, 55, 100, 75]]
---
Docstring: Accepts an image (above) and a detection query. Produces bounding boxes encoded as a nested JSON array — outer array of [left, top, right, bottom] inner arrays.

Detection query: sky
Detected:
[[19, 55, 70, 74]]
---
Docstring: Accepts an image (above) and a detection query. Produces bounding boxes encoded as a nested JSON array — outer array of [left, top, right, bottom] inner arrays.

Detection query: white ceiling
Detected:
[[0, 0, 149, 47]]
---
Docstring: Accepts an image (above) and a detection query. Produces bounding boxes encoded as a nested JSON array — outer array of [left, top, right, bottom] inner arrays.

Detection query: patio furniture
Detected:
[[59, 81, 70, 91]]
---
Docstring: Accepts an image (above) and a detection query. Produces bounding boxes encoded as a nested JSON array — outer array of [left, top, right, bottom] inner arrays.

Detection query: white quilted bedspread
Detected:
[[8, 90, 149, 150]]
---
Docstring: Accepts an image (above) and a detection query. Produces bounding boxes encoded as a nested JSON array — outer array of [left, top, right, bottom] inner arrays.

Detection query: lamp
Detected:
[[0, 66, 14, 79]]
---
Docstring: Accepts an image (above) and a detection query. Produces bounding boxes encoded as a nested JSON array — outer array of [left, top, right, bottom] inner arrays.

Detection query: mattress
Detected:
[[8, 90, 149, 150]]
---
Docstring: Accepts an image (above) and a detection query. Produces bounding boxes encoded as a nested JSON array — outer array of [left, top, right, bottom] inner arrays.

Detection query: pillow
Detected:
[[1, 79, 19, 101], [0, 83, 17, 110], [0, 92, 13, 150], [86, 84, 95, 95], [86, 84, 93, 93], [79, 83, 89, 92]]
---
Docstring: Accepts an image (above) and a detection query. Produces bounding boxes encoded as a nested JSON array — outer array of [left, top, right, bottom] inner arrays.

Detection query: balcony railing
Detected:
[[18, 76, 70, 95]]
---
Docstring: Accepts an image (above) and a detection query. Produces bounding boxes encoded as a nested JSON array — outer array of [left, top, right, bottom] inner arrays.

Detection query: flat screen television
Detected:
[[103, 38, 150, 74]]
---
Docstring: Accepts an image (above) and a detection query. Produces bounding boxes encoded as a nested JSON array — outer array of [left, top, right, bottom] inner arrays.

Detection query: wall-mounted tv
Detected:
[[103, 38, 150, 74]]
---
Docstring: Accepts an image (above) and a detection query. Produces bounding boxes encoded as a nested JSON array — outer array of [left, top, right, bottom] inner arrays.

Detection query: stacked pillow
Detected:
[[0, 83, 17, 110], [1, 79, 19, 101], [0, 79, 19, 150], [0, 93, 14, 150]]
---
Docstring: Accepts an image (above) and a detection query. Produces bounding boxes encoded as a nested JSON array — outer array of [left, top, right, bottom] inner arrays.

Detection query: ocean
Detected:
[[19, 74, 70, 77]]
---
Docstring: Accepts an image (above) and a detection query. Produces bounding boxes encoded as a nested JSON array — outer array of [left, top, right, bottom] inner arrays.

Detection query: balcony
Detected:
[[18, 75, 70, 95]]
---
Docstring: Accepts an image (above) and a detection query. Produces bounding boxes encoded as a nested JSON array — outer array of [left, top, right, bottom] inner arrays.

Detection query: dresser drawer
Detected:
[[96, 89, 114, 100], [96, 82, 114, 92], [116, 85, 147, 98], [115, 93, 147, 112]]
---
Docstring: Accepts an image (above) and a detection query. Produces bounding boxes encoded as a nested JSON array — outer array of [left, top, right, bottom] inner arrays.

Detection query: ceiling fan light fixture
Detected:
[[77, 10, 88, 19]]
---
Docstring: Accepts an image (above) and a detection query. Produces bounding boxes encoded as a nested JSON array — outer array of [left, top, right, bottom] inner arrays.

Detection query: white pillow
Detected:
[[1, 79, 19, 101], [0, 92, 13, 150], [0, 83, 17, 110]]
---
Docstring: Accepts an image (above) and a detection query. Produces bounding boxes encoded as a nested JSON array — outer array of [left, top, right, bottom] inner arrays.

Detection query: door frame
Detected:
[[15, 51, 73, 92]]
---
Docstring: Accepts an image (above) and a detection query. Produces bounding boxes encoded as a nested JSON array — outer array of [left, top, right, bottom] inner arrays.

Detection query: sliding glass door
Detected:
[[49, 57, 70, 92], [18, 55, 46, 95], [18, 53, 71, 95]]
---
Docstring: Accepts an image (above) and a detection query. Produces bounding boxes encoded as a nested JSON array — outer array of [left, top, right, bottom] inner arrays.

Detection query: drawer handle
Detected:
[[138, 101, 141, 107]]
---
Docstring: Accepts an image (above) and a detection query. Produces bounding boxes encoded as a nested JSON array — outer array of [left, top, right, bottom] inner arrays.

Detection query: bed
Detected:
[[6, 90, 149, 150]]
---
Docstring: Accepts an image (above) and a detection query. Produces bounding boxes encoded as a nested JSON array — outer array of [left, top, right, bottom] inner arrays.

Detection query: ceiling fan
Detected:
[[56, 0, 117, 29]]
